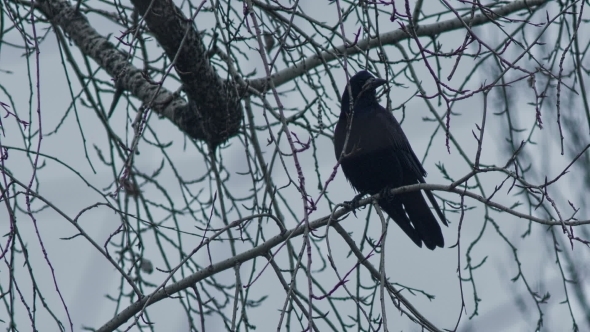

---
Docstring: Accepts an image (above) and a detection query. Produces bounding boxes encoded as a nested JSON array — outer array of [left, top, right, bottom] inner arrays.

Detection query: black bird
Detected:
[[334, 70, 447, 250]]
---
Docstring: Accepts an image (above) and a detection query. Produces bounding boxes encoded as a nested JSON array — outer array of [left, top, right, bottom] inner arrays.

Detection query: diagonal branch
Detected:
[[96, 179, 589, 331], [249, 0, 549, 91]]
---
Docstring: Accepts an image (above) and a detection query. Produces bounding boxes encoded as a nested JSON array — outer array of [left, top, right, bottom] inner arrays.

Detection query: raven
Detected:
[[333, 70, 447, 250]]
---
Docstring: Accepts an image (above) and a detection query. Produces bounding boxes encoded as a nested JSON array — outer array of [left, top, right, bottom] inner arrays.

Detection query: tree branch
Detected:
[[249, 0, 549, 91], [97, 178, 587, 331], [37, 0, 243, 147], [130, 0, 243, 147]]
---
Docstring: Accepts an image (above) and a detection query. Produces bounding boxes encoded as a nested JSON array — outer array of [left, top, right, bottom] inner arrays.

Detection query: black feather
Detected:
[[334, 70, 447, 250]]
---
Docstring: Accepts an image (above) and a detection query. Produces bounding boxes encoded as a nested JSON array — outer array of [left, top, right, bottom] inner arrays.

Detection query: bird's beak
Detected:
[[364, 77, 387, 90]]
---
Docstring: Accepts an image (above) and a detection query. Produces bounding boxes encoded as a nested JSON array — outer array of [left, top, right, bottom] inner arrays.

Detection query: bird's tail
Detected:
[[399, 190, 444, 250], [378, 190, 444, 250], [378, 197, 423, 248]]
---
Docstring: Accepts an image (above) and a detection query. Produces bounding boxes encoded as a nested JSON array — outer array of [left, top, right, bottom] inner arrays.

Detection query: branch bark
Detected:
[[130, 0, 243, 148], [37, 0, 243, 148]]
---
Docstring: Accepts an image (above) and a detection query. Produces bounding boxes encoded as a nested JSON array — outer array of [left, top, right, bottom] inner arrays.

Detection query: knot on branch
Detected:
[[182, 81, 243, 148], [132, 0, 243, 148]]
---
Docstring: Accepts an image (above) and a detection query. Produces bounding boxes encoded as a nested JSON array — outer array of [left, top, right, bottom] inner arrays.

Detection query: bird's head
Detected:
[[341, 70, 387, 115]]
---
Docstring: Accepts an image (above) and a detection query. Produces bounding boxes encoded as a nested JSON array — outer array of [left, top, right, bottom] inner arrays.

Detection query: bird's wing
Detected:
[[375, 107, 427, 180], [376, 107, 449, 226]]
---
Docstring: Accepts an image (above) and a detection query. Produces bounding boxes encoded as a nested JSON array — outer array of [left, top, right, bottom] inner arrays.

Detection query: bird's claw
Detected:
[[344, 192, 366, 217], [379, 187, 393, 202]]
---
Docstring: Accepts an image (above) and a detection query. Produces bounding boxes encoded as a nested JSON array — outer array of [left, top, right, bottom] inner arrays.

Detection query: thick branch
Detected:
[[37, 0, 242, 147], [130, 0, 243, 147]]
